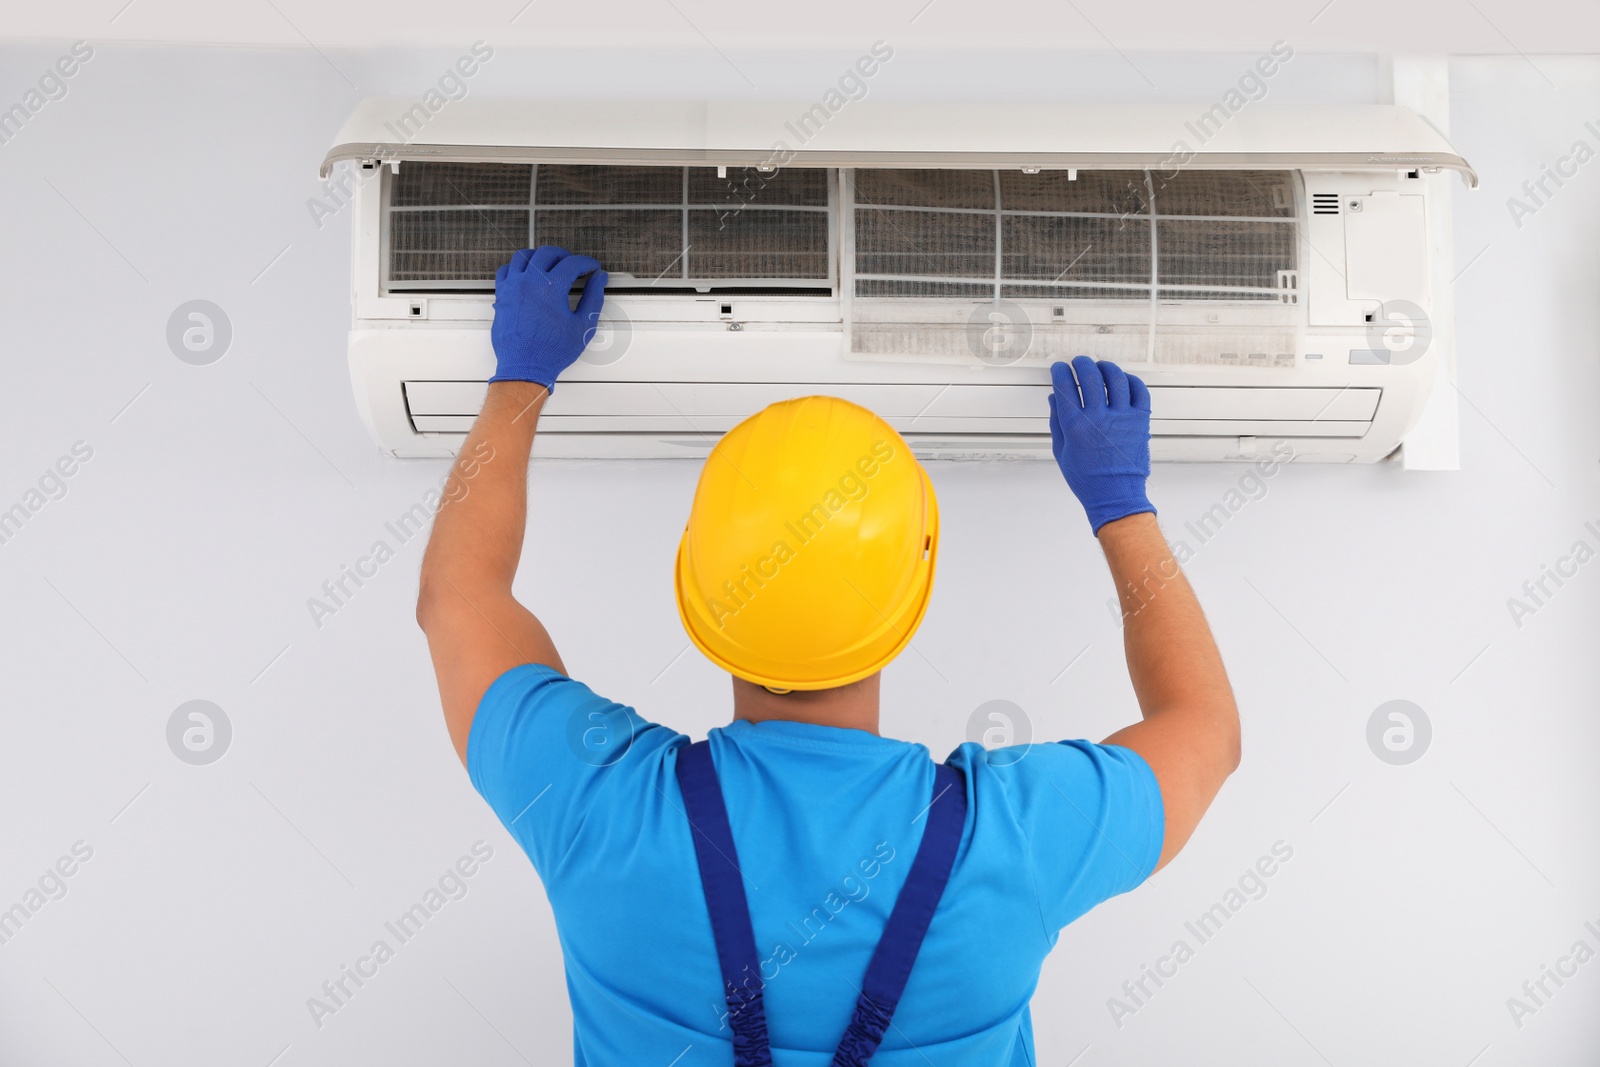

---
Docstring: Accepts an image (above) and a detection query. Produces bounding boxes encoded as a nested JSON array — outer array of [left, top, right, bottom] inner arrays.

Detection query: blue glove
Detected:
[[1048, 356, 1156, 535], [489, 246, 608, 390]]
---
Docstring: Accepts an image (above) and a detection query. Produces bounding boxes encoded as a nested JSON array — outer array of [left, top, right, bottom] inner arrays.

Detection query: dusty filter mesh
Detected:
[[386, 162, 832, 289], [388, 163, 531, 283], [851, 168, 1297, 301], [386, 163, 1298, 301]]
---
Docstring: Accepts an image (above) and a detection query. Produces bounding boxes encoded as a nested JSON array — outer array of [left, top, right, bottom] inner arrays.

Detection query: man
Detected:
[[416, 246, 1240, 1065]]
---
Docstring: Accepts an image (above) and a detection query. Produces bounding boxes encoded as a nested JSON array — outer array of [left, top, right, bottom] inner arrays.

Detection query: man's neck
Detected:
[[730, 673, 881, 735]]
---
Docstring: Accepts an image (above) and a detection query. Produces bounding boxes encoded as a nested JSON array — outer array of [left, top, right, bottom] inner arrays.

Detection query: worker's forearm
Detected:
[[418, 381, 545, 600], [1098, 513, 1236, 725]]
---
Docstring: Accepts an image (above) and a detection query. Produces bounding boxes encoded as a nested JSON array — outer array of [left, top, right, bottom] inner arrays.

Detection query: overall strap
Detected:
[[678, 740, 969, 1067], [675, 740, 773, 1067], [832, 762, 967, 1067]]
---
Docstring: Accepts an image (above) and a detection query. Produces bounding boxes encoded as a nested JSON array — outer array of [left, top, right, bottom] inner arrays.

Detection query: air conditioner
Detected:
[[320, 99, 1476, 462]]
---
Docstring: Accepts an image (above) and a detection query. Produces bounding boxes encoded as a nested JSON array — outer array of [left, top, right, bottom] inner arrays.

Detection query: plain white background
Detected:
[[1, 20, 1597, 1067]]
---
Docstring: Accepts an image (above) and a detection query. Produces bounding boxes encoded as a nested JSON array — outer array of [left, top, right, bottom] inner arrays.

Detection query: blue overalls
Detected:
[[675, 740, 969, 1066]]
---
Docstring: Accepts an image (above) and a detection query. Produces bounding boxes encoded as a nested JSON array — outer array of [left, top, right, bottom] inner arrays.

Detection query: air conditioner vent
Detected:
[[386, 163, 834, 292], [400, 379, 1381, 440], [1312, 193, 1341, 215]]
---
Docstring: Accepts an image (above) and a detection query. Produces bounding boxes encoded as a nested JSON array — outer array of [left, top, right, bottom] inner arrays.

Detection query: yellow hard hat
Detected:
[[674, 396, 939, 691]]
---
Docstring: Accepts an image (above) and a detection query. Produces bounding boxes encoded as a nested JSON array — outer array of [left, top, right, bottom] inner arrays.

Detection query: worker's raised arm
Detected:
[[416, 247, 607, 765], [1097, 512, 1239, 871], [1048, 357, 1240, 873]]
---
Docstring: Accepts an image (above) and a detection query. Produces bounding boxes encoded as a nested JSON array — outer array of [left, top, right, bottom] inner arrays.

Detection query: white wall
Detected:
[[0, 40, 1596, 1067]]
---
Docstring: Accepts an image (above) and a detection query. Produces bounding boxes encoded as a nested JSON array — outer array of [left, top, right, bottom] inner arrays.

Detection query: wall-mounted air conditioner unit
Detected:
[[320, 99, 1476, 462]]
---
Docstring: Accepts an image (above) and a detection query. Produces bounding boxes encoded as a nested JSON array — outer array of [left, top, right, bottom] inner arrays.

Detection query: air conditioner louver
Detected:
[[402, 379, 1381, 438]]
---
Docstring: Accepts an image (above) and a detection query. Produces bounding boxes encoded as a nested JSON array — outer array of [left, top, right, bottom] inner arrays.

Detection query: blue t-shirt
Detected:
[[468, 665, 1164, 1066]]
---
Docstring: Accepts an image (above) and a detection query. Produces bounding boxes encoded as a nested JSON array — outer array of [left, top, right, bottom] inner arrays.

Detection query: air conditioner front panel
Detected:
[[350, 320, 1428, 462], [321, 100, 1477, 187], [334, 101, 1469, 463]]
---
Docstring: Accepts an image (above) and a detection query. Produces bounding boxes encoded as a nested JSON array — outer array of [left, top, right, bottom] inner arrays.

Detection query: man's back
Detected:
[[469, 665, 1165, 1065], [417, 254, 1238, 1063]]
